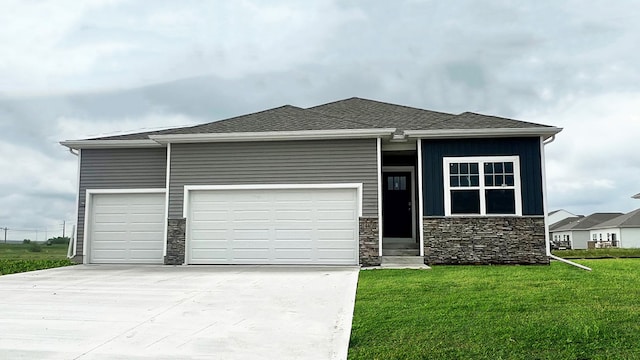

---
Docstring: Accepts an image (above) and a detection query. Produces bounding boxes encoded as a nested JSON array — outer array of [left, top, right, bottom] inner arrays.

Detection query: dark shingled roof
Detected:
[[308, 97, 454, 130], [549, 216, 584, 231], [87, 97, 556, 141], [591, 208, 640, 229], [553, 213, 624, 231]]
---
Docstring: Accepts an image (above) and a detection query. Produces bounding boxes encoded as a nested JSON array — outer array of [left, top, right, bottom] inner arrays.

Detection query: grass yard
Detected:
[[0, 243, 69, 260], [0, 243, 74, 275], [349, 259, 640, 360], [553, 248, 640, 259]]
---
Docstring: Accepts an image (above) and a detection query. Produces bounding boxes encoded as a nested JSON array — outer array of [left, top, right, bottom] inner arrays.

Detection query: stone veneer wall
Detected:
[[165, 218, 186, 265], [359, 217, 380, 267], [423, 216, 548, 265]]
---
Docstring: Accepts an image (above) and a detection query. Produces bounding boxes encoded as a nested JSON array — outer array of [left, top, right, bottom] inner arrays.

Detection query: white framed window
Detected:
[[443, 156, 522, 216]]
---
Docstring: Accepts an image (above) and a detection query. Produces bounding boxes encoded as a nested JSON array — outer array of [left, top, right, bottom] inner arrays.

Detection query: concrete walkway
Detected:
[[0, 265, 359, 360]]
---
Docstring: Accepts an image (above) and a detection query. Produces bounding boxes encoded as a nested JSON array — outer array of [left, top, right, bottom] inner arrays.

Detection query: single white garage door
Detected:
[[89, 192, 165, 264], [187, 188, 359, 265]]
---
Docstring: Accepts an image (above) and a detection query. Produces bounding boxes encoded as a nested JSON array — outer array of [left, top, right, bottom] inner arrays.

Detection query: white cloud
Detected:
[[522, 92, 640, 214], [54, 112, 200, 140]]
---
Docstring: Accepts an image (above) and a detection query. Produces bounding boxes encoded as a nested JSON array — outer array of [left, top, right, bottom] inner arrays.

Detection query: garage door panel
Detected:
[[274, 229, 313, 240], [232, 210, 272, 220], [89, 193, 165, 264], [188, 188, 358, 265]]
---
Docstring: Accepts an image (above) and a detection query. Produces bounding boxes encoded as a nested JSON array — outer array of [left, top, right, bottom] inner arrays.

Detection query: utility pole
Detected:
[[62, 221, 66, 238], [2, 227, 6, 243]]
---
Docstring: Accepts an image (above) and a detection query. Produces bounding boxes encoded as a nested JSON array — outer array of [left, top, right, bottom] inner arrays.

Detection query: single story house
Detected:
[[61, 97, 561, 266], [589, 208, 640, 248], [549, 215, 583, 249], [550, 212, 623, 250], [548, 209, 580, 227]]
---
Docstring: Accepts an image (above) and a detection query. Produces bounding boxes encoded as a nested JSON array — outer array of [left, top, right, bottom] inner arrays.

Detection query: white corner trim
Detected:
[[182, 183, 364, 218], [404, 127, 562, 139], [376, 138, 383, 257], [60, 139, 163, 149], [150, 128, 396, 144], [417, 140, 424, 256], [163, 143, 171, 257], [72, 149, 81, 259], [540, 136, 551, 256]]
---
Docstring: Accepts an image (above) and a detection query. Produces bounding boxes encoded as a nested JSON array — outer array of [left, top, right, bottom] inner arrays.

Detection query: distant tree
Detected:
[[22, 239, 31, 244], [47, 236, 70, 245]]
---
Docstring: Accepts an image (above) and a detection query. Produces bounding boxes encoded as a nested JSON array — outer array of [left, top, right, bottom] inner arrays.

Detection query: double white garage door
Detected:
[[88, 187, 359, 265]]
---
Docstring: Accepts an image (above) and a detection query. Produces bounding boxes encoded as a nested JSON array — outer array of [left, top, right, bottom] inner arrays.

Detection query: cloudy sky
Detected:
[[1, 0, 639, 240]]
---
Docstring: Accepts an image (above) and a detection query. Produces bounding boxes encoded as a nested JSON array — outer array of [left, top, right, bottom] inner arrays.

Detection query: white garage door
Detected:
[[187, 188, 359, 265], [89, 192, 165, 264]]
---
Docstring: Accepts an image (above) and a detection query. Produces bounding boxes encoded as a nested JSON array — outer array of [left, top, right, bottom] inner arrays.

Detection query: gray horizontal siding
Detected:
[[169, 139, 378, 218], [76, 148, 167, 256]]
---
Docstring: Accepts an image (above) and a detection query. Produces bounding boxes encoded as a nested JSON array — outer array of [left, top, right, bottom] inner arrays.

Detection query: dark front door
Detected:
[[383, 171, 413, 238]]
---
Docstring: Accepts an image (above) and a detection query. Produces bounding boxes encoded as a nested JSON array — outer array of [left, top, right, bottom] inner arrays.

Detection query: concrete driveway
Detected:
[[0, 265, 359, 360]]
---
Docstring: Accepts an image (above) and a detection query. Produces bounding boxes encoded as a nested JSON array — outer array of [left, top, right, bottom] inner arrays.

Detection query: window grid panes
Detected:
[[387, 176, 407, 191], [445, 157, 519, 216]]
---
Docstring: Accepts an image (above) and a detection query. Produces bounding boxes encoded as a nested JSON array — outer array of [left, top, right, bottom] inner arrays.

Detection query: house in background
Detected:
[[549, 215, 583, 249], [589, 208, 640, 248], [548, 209, 580, 227], [550, 213, 623, 249], [61, 97, 561, 267]]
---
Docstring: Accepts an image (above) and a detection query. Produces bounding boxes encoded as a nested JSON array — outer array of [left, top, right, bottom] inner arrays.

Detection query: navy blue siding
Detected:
[[422, 137, 544, 216]]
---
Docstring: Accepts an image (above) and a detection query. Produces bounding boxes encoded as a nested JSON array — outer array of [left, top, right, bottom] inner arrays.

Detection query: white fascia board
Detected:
[[404, 127, 563, 140], [60, 139, 163, 149], [149, 128, 396, 144]]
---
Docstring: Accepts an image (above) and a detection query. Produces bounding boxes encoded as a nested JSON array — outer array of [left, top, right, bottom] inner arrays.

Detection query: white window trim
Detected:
[[443, 155, 522, 216]]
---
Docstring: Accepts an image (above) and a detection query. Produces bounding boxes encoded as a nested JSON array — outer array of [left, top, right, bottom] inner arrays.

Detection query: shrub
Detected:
[[28, 243, 42, 252], [0, 259, 75, 275], [47, 236, 70, 245]]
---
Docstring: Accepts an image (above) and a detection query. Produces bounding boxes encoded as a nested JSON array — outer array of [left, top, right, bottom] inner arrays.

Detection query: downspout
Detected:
[[541, 135, 591, 271], [67, 148, 79, 259]]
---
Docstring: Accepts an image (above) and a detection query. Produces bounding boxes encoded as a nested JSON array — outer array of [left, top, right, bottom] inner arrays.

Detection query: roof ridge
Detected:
[[310, 96, 454, 116]]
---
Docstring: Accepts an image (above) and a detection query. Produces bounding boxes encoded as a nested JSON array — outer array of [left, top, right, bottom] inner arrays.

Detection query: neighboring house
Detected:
[[589, 208, 640, 248], [61, 97, 561, 266], [548, 209, 579, 227], [548, 215, 583, 249], [550, 213, 623, 249]]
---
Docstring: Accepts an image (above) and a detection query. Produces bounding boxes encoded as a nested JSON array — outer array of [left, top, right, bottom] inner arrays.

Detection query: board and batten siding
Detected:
[[421, 137, 544, 216], [76, 148, 167, 255], [169, 139, 378, 218]]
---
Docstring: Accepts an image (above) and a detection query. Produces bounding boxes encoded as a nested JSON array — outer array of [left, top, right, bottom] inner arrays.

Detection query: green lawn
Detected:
[[553, 248, 640, 259], [0, 243, 74, 275], [349, 259, 640, 360], [0, 243, 70, 260]]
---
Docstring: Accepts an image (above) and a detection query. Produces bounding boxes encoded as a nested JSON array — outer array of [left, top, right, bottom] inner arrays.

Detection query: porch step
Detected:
[[382, 248, 420, 256], [381, 256, 431, 269]]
